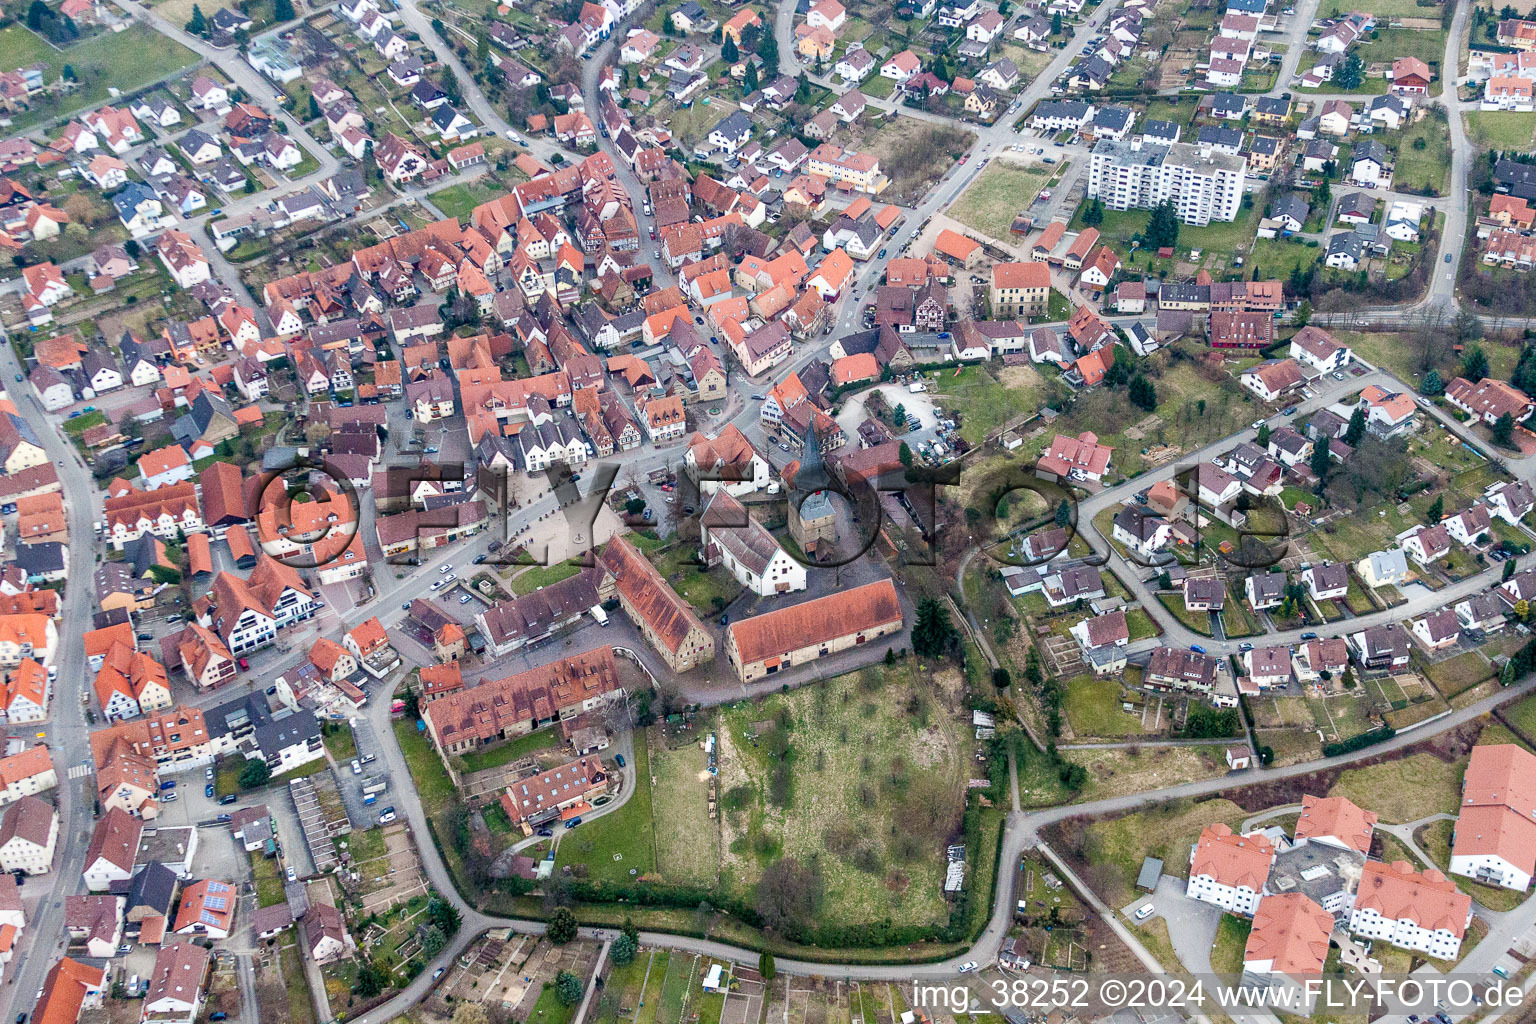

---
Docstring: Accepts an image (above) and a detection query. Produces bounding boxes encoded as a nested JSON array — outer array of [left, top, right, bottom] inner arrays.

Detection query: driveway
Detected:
[[1147, 875, 1223, 975]]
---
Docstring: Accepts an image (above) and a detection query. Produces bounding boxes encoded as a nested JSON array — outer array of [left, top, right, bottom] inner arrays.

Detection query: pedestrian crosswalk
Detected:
[[66, 763, 93, 780]]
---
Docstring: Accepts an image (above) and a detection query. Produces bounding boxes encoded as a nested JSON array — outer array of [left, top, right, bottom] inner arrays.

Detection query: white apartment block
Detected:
[[1087, 138, 1248, 226]]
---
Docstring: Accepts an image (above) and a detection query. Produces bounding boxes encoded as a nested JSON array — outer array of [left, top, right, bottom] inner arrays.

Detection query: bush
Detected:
[[1321, 725, 1395, 757]]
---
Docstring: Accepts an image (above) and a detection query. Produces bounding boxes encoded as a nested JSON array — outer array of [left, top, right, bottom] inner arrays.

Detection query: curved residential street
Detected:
[[4, 0, 1535, 1018]]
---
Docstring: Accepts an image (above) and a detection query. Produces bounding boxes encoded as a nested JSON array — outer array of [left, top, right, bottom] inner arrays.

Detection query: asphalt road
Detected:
[[9, 0, 1530, 1016], [0, 338, 108, 1024]]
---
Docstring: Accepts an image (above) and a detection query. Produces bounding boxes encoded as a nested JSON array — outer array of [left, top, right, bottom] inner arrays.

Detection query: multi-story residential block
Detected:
[[1087, 138, 1248, 225]]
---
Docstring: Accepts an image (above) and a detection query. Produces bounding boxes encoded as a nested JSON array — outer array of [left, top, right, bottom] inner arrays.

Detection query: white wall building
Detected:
[[1087, 138, 1248, 226]]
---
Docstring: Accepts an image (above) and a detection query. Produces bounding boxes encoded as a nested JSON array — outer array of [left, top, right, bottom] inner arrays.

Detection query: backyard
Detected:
[[1384, 113, 1451, 196], [1063, 676, 1145, 738]]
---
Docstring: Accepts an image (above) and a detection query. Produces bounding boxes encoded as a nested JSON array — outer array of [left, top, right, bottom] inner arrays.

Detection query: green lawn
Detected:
[[1071, 798, 1249, 908], [1125, 607, 1160, 641], [553, 730, 656, 882], [279, 941, 318, 1024], [1158, 594, 1214, 636], [0, 24, 61, 74], [483, 802, 514, 834], [1064, 675, 1145, 738], [0, 24, 198, 130], [1246, 237, 1322, 282], [1422, 650, 1494, 697], [948, 162, 1050, 241], [1070, 201, 1260, 275], [321, 722, 357, 763], [429, 179, 511, 221], [1501, 692, 1536, 741], [510, 561, 583, 594], [862, 74, 895, 98], [1211, 914, 1251, 975], [651, 544, 741, 616], [932, 364, 1042, 446], [1220, 588, 1263, 638], [1347, 0, 1446, 17], [62, 410, 107, 435], [1385, 115, 1451, 195], [1464, 112, 1536, 150], [458, 726, 562, 773], [1328, 752, 1465, 823], [393, 720, 456, 806], [250, 851, 287, 907], [1357, 28, 1446, 71]]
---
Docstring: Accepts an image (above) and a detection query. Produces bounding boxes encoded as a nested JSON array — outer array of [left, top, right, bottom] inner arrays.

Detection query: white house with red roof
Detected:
[[1037, 431, 1113, 482], [1186, 823, 1275, 914], [1294, 794, 1377, 854], [1349, 860, 1471, 959], [1450, 743, 1536, 890]]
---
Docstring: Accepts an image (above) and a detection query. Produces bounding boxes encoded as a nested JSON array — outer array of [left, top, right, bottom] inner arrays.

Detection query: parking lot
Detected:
[[331, 715, 394, 829]]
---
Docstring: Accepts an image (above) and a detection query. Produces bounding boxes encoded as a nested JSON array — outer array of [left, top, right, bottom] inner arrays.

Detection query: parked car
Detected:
[[351, 759, 362, 774], [958, 962, 978, 973], [564, 817, 582, 829], [379, 807, 398, 824], [205, 784, 214, 798], [1135, 904, 1155, 920], [615, 754, 626, 767], [286, 866, 297, 882], [220, 794, 238, 805]]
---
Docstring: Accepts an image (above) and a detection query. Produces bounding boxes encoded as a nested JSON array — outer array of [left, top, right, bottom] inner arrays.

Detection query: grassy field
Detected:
[[1501, 692, 1536, 740], [1385, 115, 1451, 195], [1464, 111, 1536, 150], [1416, 818, 1528, 912], [1327, 751, 1465, 823], [1423, 650, 1495, 698], [1072, 797, 1249, 907], [1358, 28, 1447, 70], [458, 726, 562, 773], [652, 543, 741, 616], [1064, 675, 1146, 738], [1347, 0, 1446, 17], [429, 179, 512, 221], [321, 723, 357, 763], [0, 24, 198, 129], [947, 162, 1050, 241], [1210, 914, 1251, 975], [1069, 201, 1260, 276], [554, 732, 656, 883], [930, 363, 1043, 446], [1015, 351, 1259, 482], [510, 561, 583, 595], [715, 659, 971, 930], [1334, 330, 1523, 391], [648, 727, 720, 886], [1245, 237, 1322, 282], [251, 851, 286, 907], [278, 941, 318, 1024]]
